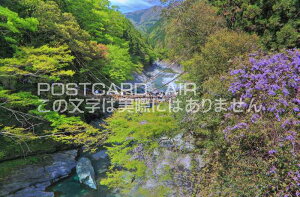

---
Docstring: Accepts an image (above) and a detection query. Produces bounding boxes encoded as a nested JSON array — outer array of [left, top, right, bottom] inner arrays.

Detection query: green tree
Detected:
[[164, 0, 225, 59], [0, 6, 38, 57], [64, 0, 155, 65], [209, 0, 300, 49], [0, 44, 75, 81], [183, 29, 260, 86], [102, 45, 143, 83], [0, 88, 102, 156]]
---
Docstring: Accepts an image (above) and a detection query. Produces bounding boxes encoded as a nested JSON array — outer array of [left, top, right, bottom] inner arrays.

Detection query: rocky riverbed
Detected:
[[127, 132, 205, 197], [0, 150, 78, 197]]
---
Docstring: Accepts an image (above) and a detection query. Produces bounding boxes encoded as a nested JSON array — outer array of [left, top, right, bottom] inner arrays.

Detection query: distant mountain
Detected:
[[125, 6, 163, 33]]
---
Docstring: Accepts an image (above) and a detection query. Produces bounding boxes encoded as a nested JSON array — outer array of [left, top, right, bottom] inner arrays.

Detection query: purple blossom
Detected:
[[271, 84, 280, 90], [294, 107, 300, 112], [230, 69, 245, 75], [282, 88, 289, 96], [232, 122, 248, 130], [268, 90, 276, 96], [287, 131, 297, 136], [251, 114, 260, 123], [269, 166, 277, 174], [285, 135, 295, 142], [292, 98, 300, 104], [229, 50, 299, 120], [281, 119, 291, 128], [275, 113, 281, 121], [282, 119, 300, 128], [268, 150, 277, 155], [279, 98, 289, 106], [224, 113, 232, 119], [226, 50, 300, 186]]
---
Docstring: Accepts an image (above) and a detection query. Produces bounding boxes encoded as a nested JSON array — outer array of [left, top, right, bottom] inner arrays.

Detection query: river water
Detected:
[[47, 150, 117, 197], [129, 61, 181, 92], [48, 61, 181, 197]]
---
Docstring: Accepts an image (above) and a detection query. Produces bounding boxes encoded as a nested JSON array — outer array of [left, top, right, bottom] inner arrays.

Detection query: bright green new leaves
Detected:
[[0, 45, 75, 80], [101, 106, 178, 194], [101, 45, 143, 83], [31, 1, 105, 62], [0, 6, 38, 57], [0, 90, 41, 107], [64, 0, 155, 65], [0, 88, 102, 152], [64, 0, 119, 44], [33, 111, 101, 150], [0, 6, 38, 33]]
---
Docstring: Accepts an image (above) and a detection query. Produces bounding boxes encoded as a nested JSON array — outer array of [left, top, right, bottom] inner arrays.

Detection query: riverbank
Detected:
[[0, 150, 78, 197]]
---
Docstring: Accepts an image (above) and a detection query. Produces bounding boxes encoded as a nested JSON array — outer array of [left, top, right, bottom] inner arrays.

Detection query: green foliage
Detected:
[[148, 19, 167, 48], [29, 1, 106, 62], [0, 88, 102, 152], [101, 105, 179, 194], [123, 20, 156, 64], [164, 0, 225, 59], [0, 44, 75, 81], [0, 0, 155, 164], [183, 29, 260, 86], [0, 90, 41, 107], [125, 6, 162, 33], [209, 0, 300, 49], [64, 0, 154, 65], [63, 0, 118, 44], [0, 6, 37, 33], [0, 6, 38, 57], [101, 45, 142, 83]]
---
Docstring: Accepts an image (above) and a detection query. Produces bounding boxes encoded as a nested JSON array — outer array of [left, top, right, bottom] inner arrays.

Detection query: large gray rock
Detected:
[[8, 182, 54, 197], [176, 155, 192, 170], [159, 133, 195, 152], [76, 157, 97, 189], [0, 150, 78, 197], [128, 133, 204, 197]]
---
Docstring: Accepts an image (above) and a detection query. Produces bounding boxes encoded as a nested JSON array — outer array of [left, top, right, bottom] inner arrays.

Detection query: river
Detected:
[[47, 61, 181, 197]]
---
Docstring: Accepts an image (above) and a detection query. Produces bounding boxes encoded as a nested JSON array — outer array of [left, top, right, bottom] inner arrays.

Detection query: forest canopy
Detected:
[[0, 0, 156, 159]]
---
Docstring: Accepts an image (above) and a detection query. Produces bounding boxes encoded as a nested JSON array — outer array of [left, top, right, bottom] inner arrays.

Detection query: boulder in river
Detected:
[[76, 157, 97, 189]]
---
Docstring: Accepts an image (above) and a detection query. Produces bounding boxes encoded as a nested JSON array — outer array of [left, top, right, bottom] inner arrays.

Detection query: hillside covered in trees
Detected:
[[0, 0, 157, 159], [125, 6, 163, 33], [0, 0, 299, 196]]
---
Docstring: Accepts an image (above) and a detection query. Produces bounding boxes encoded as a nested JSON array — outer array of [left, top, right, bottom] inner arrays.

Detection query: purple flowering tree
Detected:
[[224, 49, 300, 196]]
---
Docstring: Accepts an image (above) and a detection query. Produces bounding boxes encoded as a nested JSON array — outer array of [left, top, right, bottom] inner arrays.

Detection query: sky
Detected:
[[110, 0, 161, 13]]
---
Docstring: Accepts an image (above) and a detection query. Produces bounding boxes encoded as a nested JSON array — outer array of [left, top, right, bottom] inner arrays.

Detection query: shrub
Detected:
[[198, 49, 300, 196]]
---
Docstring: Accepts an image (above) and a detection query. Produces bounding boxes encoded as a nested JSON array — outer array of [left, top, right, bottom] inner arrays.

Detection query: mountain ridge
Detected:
[[125, 6, 163, 33]]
